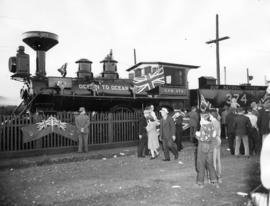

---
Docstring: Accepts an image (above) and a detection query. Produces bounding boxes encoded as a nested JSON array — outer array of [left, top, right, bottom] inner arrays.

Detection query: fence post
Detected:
[[108, 113, 113, 143]]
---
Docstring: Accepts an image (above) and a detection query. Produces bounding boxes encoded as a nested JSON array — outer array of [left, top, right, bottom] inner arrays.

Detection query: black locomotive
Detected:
[[9, 31, 199, 114]]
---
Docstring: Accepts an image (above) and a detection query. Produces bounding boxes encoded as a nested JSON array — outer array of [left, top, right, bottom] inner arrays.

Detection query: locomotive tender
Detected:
[[8, 31, 199, 114]]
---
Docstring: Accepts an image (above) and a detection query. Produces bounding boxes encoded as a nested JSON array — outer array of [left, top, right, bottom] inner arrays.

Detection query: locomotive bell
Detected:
[[76, 58, 93, 79], [8, 45, 30, 80]]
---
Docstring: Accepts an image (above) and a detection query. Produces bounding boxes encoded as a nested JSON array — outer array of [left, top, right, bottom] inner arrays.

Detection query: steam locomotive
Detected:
[[8, 31, 267, 114], [8, 31, 199, 114]]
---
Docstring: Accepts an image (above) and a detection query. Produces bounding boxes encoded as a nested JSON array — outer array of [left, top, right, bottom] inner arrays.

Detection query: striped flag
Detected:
[[182, 117, 190, 130], [133, 67, 165, 94]]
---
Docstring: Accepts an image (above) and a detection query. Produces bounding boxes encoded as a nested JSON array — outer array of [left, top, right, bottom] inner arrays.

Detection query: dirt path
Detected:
[[0, 147, 261, 206]]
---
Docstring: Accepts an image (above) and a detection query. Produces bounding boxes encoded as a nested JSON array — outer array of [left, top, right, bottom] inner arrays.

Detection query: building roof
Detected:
[[199, 76, 216, 79], [126, 61, 200, 72]]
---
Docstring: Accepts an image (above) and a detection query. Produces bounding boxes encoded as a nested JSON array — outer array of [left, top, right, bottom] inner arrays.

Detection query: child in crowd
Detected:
[[195, 111, 219, 188]]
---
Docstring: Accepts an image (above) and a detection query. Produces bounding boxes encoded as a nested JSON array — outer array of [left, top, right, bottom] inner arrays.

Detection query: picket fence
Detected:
[[0, 112, 140, 157]]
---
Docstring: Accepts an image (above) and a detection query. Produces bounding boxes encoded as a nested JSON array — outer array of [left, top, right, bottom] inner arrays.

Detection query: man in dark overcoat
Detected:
[[173, 110, 184, 151], [226, 107, 237, 155], [159, 107, 178, 161], [138, 109, 149, 157]]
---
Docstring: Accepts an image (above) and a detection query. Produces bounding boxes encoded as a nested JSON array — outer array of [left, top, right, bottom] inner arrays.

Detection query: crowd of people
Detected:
[[71, 95, 270, 190], [136, 99, 270, 189], [223, 102, 270, 158]]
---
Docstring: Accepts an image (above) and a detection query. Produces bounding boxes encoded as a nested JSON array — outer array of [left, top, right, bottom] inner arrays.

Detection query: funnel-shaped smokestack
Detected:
[[22, 31, 58, 77]]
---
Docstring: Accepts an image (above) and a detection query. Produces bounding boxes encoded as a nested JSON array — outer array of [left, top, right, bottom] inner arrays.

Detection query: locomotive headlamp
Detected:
[[8, 45, 30, 80]]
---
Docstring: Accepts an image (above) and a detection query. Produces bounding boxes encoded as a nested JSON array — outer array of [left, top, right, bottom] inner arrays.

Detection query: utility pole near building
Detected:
[[133, 49, 137, 65], [206, 14, 230, 85], [224, 66, 227, 85]]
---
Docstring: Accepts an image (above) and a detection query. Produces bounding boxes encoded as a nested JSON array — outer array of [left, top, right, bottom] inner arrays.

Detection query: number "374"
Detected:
[[226, 93, 247, 105]]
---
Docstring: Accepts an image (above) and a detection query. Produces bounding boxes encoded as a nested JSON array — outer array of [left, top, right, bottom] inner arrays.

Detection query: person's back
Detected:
[[257, 109, 270, 136], [226, 110, 236, 134], [233, 114, 251, 136], [189, 110, 199, 127], [221, 109, 228, 125], [233, 108, 252, 157]]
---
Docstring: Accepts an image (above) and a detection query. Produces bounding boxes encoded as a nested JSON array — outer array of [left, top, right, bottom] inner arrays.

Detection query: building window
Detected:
[[152, 66, 158, 73], [164, 67, 185, 86], [178, 70, 184, 85], [166, 75, 172, 84], [144, 66, 151, 75], [135, 68, 142, 77]]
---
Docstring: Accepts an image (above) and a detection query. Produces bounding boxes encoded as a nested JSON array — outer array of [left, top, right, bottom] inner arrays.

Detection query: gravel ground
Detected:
[[0, 145, 262, 206]]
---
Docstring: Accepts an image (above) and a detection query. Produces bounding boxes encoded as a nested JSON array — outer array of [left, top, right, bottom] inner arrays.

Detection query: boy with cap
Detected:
[[159, 107, 178, 161], [75, 107, 90, 153]]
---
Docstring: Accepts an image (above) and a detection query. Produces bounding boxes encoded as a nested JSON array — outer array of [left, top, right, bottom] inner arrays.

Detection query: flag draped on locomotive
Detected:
[[9, 31, 199, 114]]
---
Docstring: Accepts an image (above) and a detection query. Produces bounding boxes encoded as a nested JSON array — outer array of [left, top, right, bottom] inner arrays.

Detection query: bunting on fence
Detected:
[[21, 116, 78, 143]]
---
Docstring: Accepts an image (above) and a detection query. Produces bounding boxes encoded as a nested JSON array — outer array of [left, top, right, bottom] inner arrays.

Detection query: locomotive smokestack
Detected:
[[22, 31, 58, 77]]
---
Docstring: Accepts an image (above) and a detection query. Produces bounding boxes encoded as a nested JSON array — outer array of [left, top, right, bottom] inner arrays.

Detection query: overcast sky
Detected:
[[0, 0, 270, 105]]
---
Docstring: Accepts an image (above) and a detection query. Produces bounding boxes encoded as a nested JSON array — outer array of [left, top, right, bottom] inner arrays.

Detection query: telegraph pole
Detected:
[[206, 14, 230, 85], [224, 66, 227, 85], [133, 48, 137, 65]]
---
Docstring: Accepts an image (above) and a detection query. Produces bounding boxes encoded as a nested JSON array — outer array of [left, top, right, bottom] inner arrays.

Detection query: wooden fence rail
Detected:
[[0, 112, 140, 157]]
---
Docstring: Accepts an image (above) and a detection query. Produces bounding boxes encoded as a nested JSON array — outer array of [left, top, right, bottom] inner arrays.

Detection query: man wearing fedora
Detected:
[[75, 107, 90, 153], [159, 107, 178, 161]]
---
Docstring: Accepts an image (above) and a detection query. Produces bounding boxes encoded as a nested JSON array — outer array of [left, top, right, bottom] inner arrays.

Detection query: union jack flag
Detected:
[[200, 94, 209, 112], [133, 67, 165, 94]]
